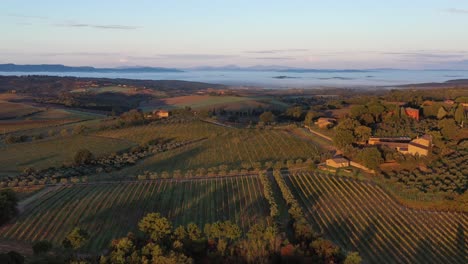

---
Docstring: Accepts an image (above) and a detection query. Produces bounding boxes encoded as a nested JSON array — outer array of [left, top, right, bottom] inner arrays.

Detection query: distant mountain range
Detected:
[[0, 64, 183, 73], [2, 63, 465, 74], [187, 65, 371, 72]]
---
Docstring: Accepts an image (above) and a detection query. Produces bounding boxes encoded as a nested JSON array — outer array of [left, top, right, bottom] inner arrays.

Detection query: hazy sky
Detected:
[[2, 0, 468, 69]]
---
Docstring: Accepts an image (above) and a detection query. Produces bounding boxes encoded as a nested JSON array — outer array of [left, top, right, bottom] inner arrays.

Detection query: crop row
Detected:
[[287, 172, 468, 264], [0, 176, 269, 252]]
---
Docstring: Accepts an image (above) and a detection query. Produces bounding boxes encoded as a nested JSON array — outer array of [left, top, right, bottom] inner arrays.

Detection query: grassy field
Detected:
[[94, 121, 225, 144], [0, 176, 268, 252], [95, 121, 320, 178], [0, 101, 42, 119], [0, 119, 77, 134], [0, 135, 135, 176], [139, 95, 287, 111], [27, 108, 103, 120], [286, 172, 468, 264], [0, 106, 103, 134]]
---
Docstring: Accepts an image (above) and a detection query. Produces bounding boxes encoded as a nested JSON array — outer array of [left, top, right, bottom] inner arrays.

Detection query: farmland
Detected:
[[0, 119, 77, 134], [0, 100, 41, 120], [95, 121, 322, 178], [94, 120, 226, 144], [0, 176, 269, 252], [0, 109, 99, 133], [139, 94, 288, 111], [0, 135, 135, 176], [286, 172, 468, 264]]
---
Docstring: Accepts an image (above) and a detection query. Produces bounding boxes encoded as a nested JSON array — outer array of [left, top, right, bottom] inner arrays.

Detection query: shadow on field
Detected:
[[456, 223, 466, 262], [281, 170, 322, 232], [18, 154, 59, 167], [144, 145, 204, 172]]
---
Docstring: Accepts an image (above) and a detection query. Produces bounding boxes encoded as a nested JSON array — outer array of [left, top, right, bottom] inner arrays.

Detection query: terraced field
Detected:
[[286, 172, 468, 264], [0, 176, 268, 252]]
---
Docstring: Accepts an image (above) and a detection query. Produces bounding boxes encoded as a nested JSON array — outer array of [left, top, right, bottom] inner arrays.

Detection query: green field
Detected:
[[26, 108, 103, 121], [71, 86, 135, 94], [286, 172, 468, 264], [0, 176, 268, 252], [0, 135, 135, 176], [94, 121, 225, 144], [0, 107, 103, 134], [95, 121, 320, 178]]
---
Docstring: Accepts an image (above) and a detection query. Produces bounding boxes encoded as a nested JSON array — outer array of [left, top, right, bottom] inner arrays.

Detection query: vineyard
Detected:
[[94, 120, 226, 144], [0, 176, 269, 252], [286, 172, 468, 264], [97, 121, 321, 178]]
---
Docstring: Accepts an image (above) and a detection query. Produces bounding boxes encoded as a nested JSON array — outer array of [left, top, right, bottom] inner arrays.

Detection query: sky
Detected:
[[1, 0, 468, 69]]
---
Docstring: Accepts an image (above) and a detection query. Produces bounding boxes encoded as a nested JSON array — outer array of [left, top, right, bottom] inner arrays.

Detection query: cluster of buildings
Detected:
[[323, 134, 432, 174], [368, 134, 432, 156], [145, 110, 170, 119]]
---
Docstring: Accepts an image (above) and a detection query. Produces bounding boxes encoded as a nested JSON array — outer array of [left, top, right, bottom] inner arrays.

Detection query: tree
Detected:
[[350, 105, 368, 119], [354, 126, 372, 143], [259, 111, 275, 124], [62, 228, 89, 250], [333, 118, 360, 149], [186, 223, 201, 241], [356, 147, 383, 170], [138, 213, 172, 242], [438, 118, 459, 140], [333, 129, 355, 149], [120, 109, 145, 126], [344, 252, 362, 264], [286, 106, 304, 120], [311, 238, 342, 263], [173, 226, 187, 241], [437, 107, 448, 120], [0, 189, 18, 226], [454, 105, 466, 125], [304, 111, 319, 126], [367, 102, 386, 122], [32, 240, 53, 255], [73, 149, 94, 165]]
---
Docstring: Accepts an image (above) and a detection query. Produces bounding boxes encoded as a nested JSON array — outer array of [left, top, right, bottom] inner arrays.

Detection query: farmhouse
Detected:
[[315, 117, 337, 129], [326, 157, 350, 168], [368, 137, 411, 149], [404, 107, 420, 121], [153, 110, 170, 118], [407, 135, 432, 156], [368, 135, 432, 156], [146, 110, 170, 119]]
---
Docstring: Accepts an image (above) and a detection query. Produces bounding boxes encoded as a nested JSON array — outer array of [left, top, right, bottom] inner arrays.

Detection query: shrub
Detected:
[[33, 240, 53, 255], [74, 149, 94, 165]]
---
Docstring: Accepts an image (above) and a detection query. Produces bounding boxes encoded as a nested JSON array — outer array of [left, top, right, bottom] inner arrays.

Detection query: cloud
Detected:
[[246, 49, 308, 54], [156, 54, 236, 60], [254, 57, 295, 60], [38, 52, 121, 57], [381, 51, 467, 60], [5, 13, 48, 19], [56, 23, 139, 30], [444, 8, 468, 14]]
